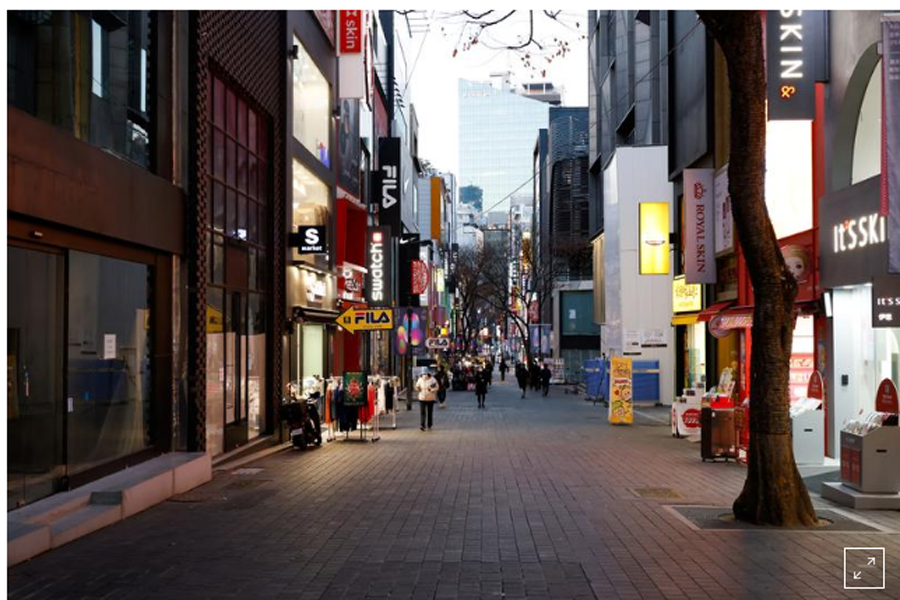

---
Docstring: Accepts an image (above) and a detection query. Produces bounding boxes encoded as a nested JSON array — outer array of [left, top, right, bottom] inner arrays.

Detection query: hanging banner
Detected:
[[338, 10, 362, 54], [411, 260, 429, 295], [714, 166, 734, 256], [376, 137, 401, 234], [393, 308, 427, 356], [608, 357, 634, 425], [338, 99, 361, 198], [885, 16, 900, 272], [766, 10, 821, 121], [684, 169, 716, 284], [343, 371, 366, 407]]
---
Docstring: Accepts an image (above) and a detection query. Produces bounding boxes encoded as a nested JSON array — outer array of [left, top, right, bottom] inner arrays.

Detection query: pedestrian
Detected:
[[436, 365, 450, 408], [499, 358, 508, 381], [415, 371, 439, 431], [540, 363, 552, 397], [475, 369, 489, 408], [486, 360, 494, 386], [516, 363, 529, 399], [530, 361, 540, 391]]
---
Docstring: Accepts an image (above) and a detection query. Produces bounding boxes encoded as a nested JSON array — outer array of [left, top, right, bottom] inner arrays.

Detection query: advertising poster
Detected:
[[885, 16, 900, 272], [714, 167, 734, 256], [393, 308, 427, 356], [546, 358, 566, 384], [343, 371, 366, 407], [338, 98, 361, 198], [608, 357, 633, 425]]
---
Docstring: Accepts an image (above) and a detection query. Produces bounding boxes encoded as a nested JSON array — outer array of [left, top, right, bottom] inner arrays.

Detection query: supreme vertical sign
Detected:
[[339, 10, 363, 54], [684, 169, 716, 284]]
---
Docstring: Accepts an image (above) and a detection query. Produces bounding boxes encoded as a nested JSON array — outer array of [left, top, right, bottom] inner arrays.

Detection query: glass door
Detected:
[[8, 246, 65, 510], [224, 291, 248, 450]]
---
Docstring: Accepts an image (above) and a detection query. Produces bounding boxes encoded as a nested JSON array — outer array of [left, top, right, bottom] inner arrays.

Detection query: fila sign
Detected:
[[376, 137, 401, 234]]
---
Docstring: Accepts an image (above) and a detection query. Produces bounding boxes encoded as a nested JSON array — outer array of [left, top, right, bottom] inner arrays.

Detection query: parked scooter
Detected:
[[280, 382, 322, 450]]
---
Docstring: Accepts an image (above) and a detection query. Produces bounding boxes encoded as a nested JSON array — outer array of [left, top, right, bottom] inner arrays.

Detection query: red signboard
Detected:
[[339, 10, 363, 54], [411, 260, 429, 295], [806, 370, 824, 400], [875, 378, 899, 414]]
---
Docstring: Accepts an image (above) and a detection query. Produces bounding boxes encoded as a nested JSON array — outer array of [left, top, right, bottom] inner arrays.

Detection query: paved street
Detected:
[[9, 380, 900, 599]]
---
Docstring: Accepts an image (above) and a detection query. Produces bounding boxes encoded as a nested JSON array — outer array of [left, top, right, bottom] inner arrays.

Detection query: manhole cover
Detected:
[[224, 479, 270, 490], [632, 487, 684, 500], [667, 505, 882, 532], [231, 467, 264, 476]]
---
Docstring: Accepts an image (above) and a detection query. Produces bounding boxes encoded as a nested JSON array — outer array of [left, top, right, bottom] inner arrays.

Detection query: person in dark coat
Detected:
[[436, 365, 450, 408], [530, 361, 540, 391], [475, 370, 489, 408], [515, 363, 529, 399], [499, 359, 508, 381], [540, 363, 552, 397]]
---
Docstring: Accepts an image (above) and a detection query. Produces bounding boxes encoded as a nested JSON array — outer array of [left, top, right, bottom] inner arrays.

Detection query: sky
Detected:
[[398, 10, 589, 177]]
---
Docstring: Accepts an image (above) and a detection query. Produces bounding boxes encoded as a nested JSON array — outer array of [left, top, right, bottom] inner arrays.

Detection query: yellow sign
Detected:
[[608, 357, 633, 425], [639, 202, 670, 275], [672, 275, 702, 314], [335, 306, 394, 333], [207, 305, 223, 333]]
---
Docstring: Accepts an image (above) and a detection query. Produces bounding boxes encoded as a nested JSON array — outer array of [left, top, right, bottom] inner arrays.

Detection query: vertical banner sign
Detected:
[[885, 16, 900, 272], [714, 167, 734, 255], [608, 357, 634, 425], [338, 10, 362, 54], [366, 226, 392, 306], [684, 169, 716, 284], [338, 99, 361, 198], [766, 10, 818, 120], [377, 138, 402, 234]]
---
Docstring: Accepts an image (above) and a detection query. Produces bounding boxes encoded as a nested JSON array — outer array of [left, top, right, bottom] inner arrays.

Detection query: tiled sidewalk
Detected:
[[8, 381, 900, 599]]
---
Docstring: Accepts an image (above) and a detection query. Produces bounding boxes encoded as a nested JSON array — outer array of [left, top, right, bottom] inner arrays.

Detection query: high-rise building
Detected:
[[458, 78, 554, 215]]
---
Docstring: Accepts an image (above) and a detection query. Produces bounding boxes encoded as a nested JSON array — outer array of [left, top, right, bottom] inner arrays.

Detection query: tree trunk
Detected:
[[698, 11, 817, 527]]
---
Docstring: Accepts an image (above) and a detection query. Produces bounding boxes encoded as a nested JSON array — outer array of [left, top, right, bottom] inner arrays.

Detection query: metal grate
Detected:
[[631, 487, 684, 500]]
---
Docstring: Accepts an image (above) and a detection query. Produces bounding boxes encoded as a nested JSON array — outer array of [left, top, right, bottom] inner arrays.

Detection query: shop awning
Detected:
[[713, 308, 754, 330], [671, 313, 700, 326], [698, 301, 734, 322]]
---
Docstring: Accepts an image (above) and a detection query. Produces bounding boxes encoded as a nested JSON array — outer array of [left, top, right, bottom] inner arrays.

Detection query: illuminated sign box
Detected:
[[672, 275, 702, 313], [639, 202, 670, 275]]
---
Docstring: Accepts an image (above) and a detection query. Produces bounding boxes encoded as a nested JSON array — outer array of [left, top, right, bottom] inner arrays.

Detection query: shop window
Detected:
[[292, 35, 331, 166], [66, 251, 152, 475], [293, 159, 330, 228], [852, 58, 882, 185], [8, 11, 152, 168]]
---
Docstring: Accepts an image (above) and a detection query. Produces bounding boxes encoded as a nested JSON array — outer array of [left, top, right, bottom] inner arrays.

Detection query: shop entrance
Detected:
[[8, 243, 155, 510]]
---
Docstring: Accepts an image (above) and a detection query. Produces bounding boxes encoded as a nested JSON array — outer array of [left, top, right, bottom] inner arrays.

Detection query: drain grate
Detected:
[[631, 487, 684, 500], [667, 505, 883, 532], [231, 467, 264, 476]]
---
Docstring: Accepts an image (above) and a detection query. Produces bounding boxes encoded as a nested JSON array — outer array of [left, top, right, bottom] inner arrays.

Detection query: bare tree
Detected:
[[454, 246, 490, 350], [698, 11, 817, 527]]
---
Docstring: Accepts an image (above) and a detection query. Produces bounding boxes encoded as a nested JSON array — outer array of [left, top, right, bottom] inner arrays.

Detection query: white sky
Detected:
[[399, 10, 589, 176]]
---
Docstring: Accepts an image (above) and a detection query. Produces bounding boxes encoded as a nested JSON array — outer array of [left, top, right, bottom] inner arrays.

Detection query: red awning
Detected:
[[698, 301, 734, 322]]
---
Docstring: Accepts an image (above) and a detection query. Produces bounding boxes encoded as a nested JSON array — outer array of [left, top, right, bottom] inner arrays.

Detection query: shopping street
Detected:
[[8, 380, 900, 600]]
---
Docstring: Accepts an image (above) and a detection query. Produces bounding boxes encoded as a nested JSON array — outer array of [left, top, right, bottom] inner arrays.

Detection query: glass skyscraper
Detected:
[[458, 78, 554, 214]]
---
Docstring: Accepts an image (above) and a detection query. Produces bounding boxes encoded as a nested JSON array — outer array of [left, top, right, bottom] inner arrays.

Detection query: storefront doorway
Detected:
[[8, 244, 156, 510]]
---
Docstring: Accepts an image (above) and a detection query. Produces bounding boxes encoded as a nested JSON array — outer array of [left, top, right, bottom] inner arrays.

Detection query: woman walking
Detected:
[[475, 370, 489, 408], [515, 363, 529, 399]]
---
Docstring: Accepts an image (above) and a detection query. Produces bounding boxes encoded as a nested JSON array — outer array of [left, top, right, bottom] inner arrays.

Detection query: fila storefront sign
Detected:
[[290, 225, 327, 254], [376, 138, 401, 234], [819, 177, 887, 289], [366, 226, 392, 306], [684, 169, 716, 284], [765, 10, 826, 121]]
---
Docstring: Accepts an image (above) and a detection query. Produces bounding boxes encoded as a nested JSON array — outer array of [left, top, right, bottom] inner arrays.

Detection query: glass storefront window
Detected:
[[66, 251, 152, 475], [302, 324, 325, 380], [206, 288, 225, 456], [685, 323, 707, 390], [292, 36, 331, 166], [293, 160, 330, 260]]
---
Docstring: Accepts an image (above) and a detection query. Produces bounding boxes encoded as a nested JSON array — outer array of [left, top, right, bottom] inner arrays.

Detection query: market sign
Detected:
[[638, 202, 669, 275], [819, 177, 887, 288], [366, 226, 392, 306], [684, 169, 716, 284], [290, 225, 327, 254], [672, 275, 702, 314], [765, 10, 823, 121], [376, 138, 401, 234], [872, 276, 900, 328]]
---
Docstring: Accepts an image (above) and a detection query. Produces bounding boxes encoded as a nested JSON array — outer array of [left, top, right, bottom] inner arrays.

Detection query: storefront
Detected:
[[820, 176, 898, 455], [671, 276, 706, 393], [288, 265, 338, 385]]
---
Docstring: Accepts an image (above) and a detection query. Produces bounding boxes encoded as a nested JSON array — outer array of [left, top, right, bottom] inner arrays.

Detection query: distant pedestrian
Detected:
[[516, 363, 529, 399], [486, 360, 494, 386], [540, 363, 552, 397], [499, 359, 508, 381], [530, 361, 540, 391], [416, 371, 439, 431], [436, 365, 450, 408], [475, 370, 489, 408]]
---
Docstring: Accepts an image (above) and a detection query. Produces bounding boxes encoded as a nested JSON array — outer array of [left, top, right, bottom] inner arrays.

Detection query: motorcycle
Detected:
[[280, 382, 322, 450]]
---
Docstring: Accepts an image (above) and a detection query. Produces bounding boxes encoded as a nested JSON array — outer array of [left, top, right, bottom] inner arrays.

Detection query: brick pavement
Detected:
[[8, 380, 900, 599]]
